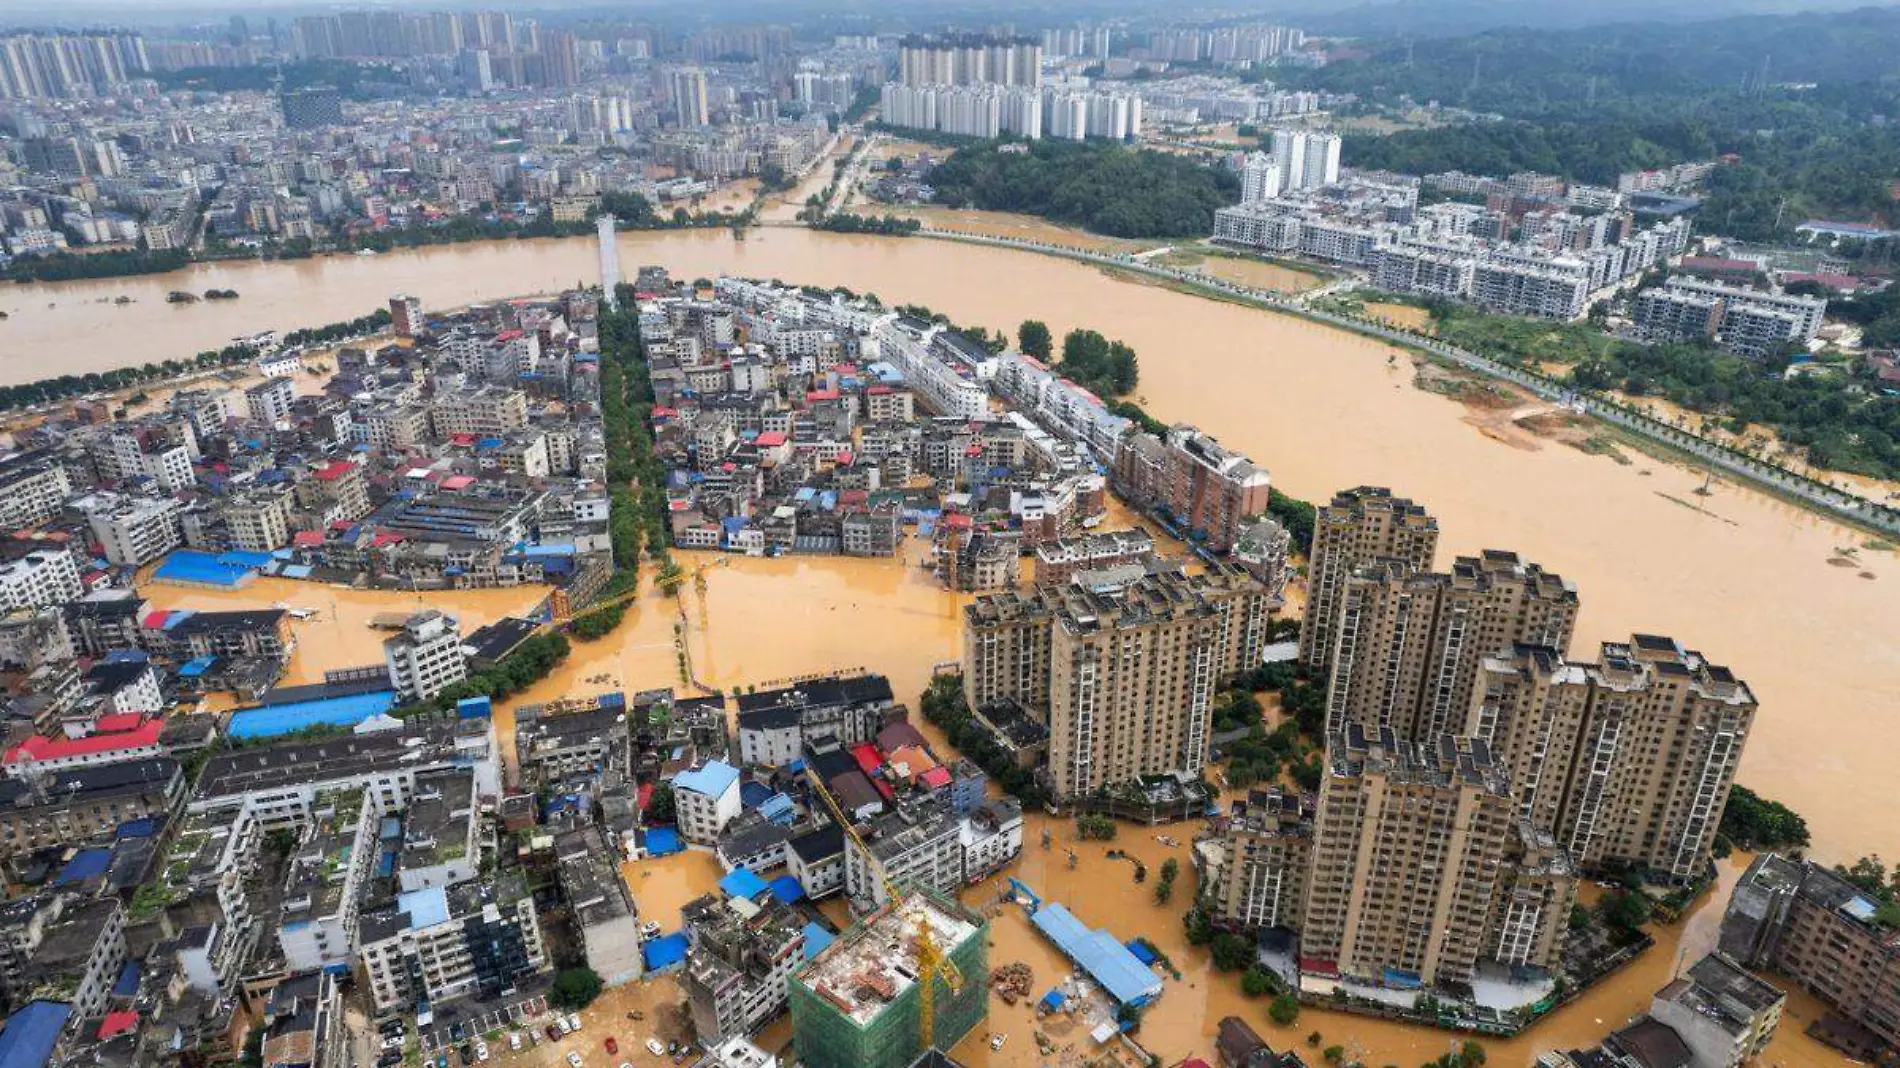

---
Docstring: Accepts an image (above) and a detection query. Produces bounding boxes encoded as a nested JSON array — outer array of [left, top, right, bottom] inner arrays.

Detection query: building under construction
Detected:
[[788, 891, 989, 1068]]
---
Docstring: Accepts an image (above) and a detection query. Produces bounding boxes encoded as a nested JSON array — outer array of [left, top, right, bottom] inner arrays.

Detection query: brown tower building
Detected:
[[963, 565, 1271, 800], [1210, 787, 1313, 931], [1297, 487, 1438, 670], [1558, 635, 1756, 884], [1325, 550, 1578, 739], [1300, 726, 1516, 987]]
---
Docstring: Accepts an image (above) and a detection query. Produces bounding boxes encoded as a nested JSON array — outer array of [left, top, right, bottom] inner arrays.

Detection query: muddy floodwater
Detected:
[[22, 225, 1899, 867], [31, 225, 1897, 1064], [144, 543, 1856, 1066]]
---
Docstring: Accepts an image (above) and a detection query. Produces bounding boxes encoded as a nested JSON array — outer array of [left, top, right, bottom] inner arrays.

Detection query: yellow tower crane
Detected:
[[804, 766, 965, 1051]]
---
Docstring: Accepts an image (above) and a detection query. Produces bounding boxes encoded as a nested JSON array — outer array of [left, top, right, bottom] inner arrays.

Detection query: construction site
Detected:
[[787, 891, 990, 1068]]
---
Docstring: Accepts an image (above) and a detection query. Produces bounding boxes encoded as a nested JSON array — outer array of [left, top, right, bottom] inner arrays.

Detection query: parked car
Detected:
[[545, 1025, 562, 1043], [645, 1039, 665, 1057], [474, 1041, 488, 1062], [567, 1054, 584, 1068], [557, 1019, 573, 1036], [605, 1038, 618, 1055], [509, 1034, 522, 1052], [567, 1015, 584, 1033]]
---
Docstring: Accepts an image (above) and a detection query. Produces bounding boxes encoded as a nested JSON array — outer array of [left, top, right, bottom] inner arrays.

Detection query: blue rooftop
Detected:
[[115, 817, 158, 839], [801, 922, 835, 960], [153, 550, 254, 587], [674, 760, 740, 799], [643, 933, 689, 972], [111, 962, 140, 998], [719, 868, 770, 901], [1030, 902, 1164, 1007], [0, 1000, 72, 1068], [54, 848, 112, 885], [758, 793, 796, 826], [642, 827, 681, 857], [768, 875, 806, 904], [399, 886, 451, 930], [228, 690, 397, 739]]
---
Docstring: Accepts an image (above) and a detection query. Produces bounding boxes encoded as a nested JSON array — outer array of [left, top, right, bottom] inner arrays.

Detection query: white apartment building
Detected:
[[0, 549, 83, 611], [1240, 152, 1283, 205], [224, 487, 294, 552], [246, 376, 297, 424], [1271, 129, 1340, 191], [84, 493, 184, 565], [0, 461, 72, 529], [869, 318, 988, 421], [674, 760, 743, 844], [382, 610, 467, 702]]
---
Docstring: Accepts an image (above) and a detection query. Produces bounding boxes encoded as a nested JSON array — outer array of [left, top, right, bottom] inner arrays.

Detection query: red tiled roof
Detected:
[[314, 460, 356, 481], [92, 713, 146, 734], [920, 765, 952, 790], [851, 743, 883, 778], [293, 531, 325, 548], [5, 720, 164, 766], [98, 1011, 139, 1040], [755, 431, 787, 447]]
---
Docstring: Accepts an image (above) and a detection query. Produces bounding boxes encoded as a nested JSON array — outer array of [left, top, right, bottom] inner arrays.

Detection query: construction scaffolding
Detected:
[[788, 891, 990, 1068]]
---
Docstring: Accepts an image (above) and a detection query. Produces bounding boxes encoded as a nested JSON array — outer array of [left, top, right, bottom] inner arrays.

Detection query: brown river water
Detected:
[[38, 228, 1895, 1064]]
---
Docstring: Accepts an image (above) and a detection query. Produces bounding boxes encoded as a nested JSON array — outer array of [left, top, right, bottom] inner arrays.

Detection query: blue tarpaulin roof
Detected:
[[228, 690, 397, 739], [54, 847, 112, 885], [1125, 939, 1158, 965], [1029, 902, 1163, 1007], [768, 875, 806, 904], [643, 933, 688, 971], [154, 550, 253, 587], [0, 1000, 72, 1068], [1039, 989, 1066, 1011], [801, 922, 835, 960], [642, 827, 681, 856], [178, 656, 216, 678], [116, 817, 157, 839], [758, 793, 796, 825], [111, 962, 140, 998], [740, 782, 774, 809], [719, 869, 770, 900]]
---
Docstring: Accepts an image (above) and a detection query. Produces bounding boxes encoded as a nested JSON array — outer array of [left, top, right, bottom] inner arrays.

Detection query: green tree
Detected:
[[550, 967, 604, 1010], [1160, 858, 1180, 883], [1600, 889, 1654, 933], [1184, 907, 1214, 945], [1153, 879, 1174, 904], [1459, 1041, 1488, 1066], [1269, 993, 1301, 1026], [1719, 786, 1811, 851], [647, 783, 676, 824], [1241, 968, 1277, 997], [1018, 320, 1053, 359], [1210, 931, 1255, 971], [1323, 1046, 1345, 1065]]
